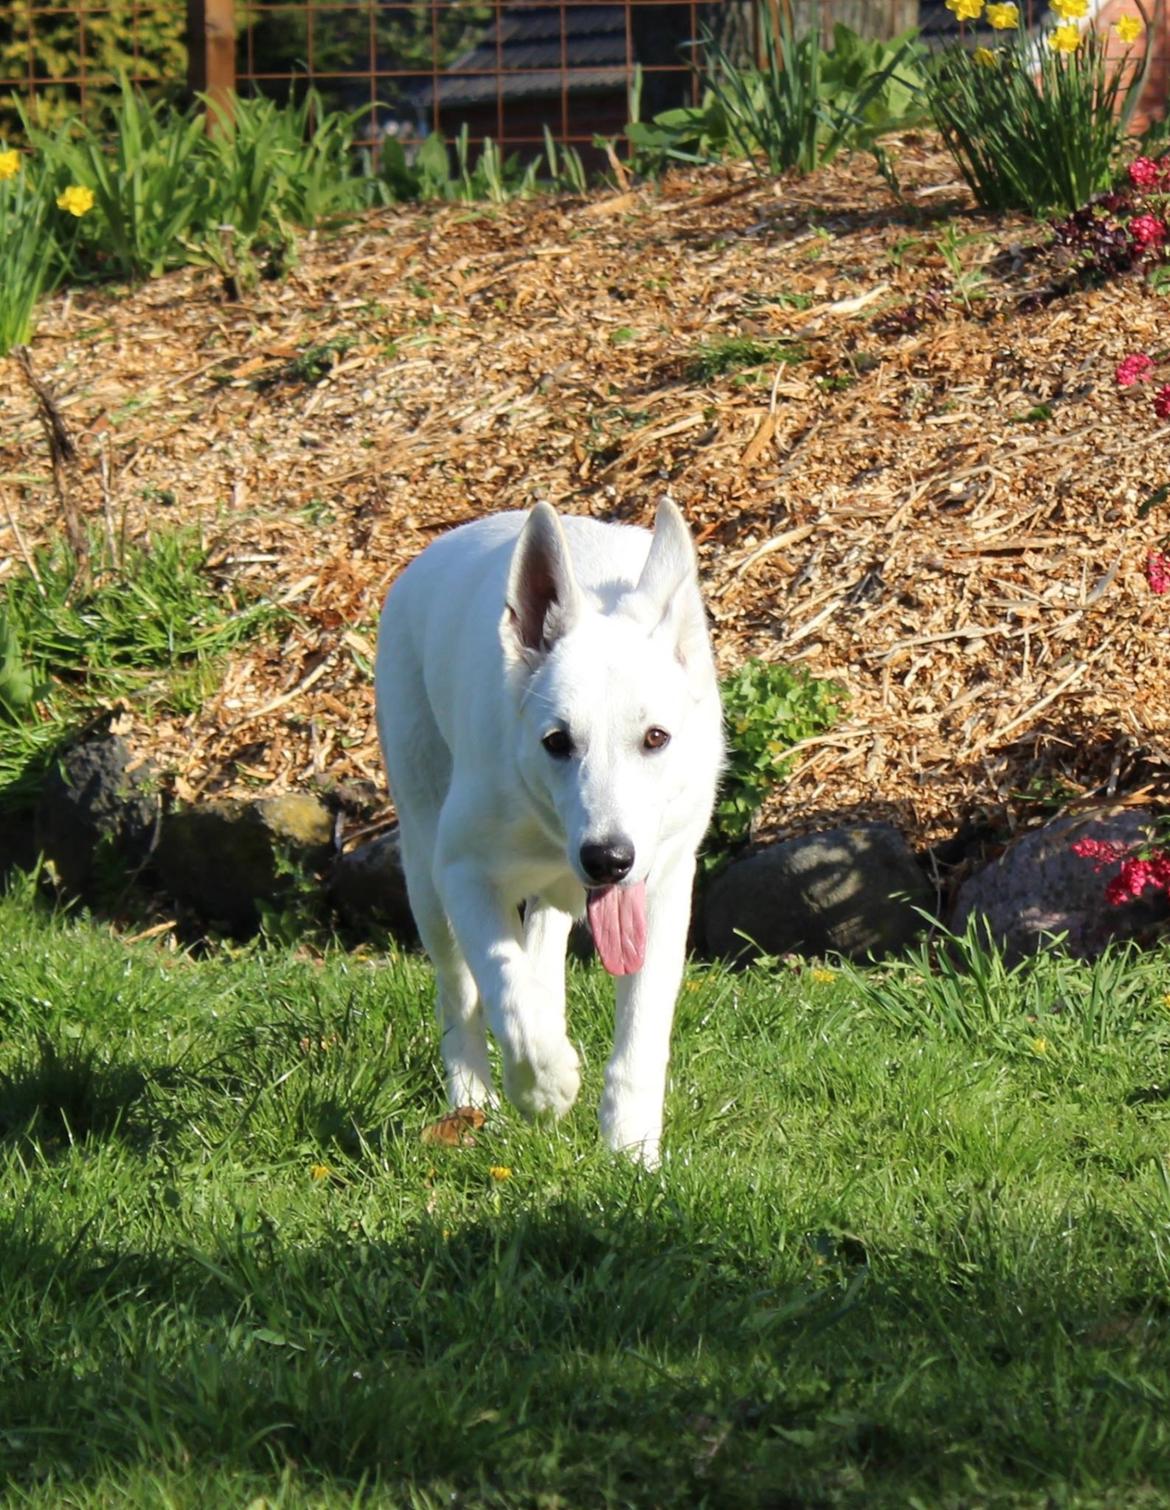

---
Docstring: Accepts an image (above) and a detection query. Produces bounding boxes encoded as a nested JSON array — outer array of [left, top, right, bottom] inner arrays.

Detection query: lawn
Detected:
[[3, 884, 1170, 1507]]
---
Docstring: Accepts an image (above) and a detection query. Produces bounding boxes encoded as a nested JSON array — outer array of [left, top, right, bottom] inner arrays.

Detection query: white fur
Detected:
[[374, 499, 723, 1165]]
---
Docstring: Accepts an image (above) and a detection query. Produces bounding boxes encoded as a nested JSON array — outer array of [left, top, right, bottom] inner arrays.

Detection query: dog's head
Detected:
[[500, 499, 720, 961]]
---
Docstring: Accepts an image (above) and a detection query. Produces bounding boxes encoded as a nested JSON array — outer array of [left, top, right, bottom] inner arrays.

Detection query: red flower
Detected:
[[1116, 352, 1155, 386], [1129, 156, 1161, 188], [1130, 212, 1167, 250], [1155, 384, 1170, 419], [1147, 549, 1170, 594]]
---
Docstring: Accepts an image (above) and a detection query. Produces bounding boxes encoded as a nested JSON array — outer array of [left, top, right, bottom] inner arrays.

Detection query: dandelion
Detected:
[[1115, 352, 1155, 386], [1156, 384, 1170, 420], [0, 148, 19, 181], [985, 2, 1019, 25], [489, 1165, 512, 1181], [1129, 156, 1161, 188], [1048, 23, 1082, 50], [974, 45, 999, 65], [1050, 0, 1089, 17], [56, 184, 94, 217], [946, 0, 985, 19], [809, 968, 836, 983], [1030, 1036, 1049, 1055], [310, 1162, 332, 1181], [1114, 12, 1143, 41]]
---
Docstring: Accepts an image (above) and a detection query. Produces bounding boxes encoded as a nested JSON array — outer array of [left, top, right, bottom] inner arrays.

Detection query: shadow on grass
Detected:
[[2, 1193, 1167, 1505]]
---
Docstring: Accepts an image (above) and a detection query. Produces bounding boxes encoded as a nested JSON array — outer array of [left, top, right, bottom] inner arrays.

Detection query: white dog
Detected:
[[374, 498, 723, 1164]]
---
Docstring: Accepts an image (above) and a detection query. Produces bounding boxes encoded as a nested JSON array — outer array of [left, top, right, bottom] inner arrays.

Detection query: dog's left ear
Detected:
[[635, 497, 711, 672]]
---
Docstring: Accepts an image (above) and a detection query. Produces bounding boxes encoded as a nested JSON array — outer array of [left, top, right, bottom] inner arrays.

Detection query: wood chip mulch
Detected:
[[2, 136, 1169, 853]]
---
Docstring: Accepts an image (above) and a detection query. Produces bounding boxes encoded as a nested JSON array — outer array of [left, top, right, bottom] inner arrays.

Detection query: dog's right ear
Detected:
[[503, 502, 581, 666]]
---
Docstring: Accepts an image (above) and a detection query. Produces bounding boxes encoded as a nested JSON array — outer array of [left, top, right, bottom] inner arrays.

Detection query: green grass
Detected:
[[684, 336, 808, 383], [0, 528, 281, 809], [2, 882, 1170, 1506]]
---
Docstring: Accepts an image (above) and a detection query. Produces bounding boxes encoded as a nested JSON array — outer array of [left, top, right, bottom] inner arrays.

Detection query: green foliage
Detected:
[[629, 11, 925, 178], [0, 528, 280, 808], [2, 892, 1170, 1503], [0, 0, 185, 134], [710, 657, 846, 860], [377, 122, 590, 204], [923, 17, 1152, 214]]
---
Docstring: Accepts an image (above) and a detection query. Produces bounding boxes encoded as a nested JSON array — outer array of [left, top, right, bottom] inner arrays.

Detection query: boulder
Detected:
[[34, 732, 160, 896], [701, 823, 933, 964], [329, 826, 417, 943], [156, 793, 333, 932], [951, 806, 1170, 961]]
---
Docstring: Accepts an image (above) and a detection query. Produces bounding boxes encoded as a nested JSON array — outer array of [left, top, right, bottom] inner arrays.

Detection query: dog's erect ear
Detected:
[[504, 502, 582, 663], [634, 497, 710, 672]]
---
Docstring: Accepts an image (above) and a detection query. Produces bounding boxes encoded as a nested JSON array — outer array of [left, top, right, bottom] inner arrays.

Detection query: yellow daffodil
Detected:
[[1050, 0, 1088, 18], [985, 2, 1019, 27], [0, 148, 20, 181], [488, 1165, 512, 1181], [56, 184, 94, 217], [974, 45, 999, 65], [1048, 23, 1082, 50], [946, 0, 985, 20], [1114, 12, 1143, 41]]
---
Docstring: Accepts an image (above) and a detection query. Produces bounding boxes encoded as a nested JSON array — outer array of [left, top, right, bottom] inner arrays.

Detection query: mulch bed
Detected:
[[2, 136, 1168, 853]]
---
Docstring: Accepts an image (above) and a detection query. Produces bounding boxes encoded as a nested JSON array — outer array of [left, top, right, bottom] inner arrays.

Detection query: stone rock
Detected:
[[329, 826, 418, 943], [951, 806, 1170, 961], [701, 823, 933, 964], [34, 732, 160, 896], [155, 793, 333, 932]]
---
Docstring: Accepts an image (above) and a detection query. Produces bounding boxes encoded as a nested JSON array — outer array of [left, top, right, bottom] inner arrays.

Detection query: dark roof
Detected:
[[418, 5, 629, 109]]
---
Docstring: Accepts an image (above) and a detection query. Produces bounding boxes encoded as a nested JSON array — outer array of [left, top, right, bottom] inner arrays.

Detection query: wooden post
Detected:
[[187, 0, 236, 128]]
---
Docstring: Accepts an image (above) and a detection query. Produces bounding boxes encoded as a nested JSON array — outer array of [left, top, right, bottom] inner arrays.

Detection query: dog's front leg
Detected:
[[439, 862, 581, 1121], [599, 856, 696, 1168]]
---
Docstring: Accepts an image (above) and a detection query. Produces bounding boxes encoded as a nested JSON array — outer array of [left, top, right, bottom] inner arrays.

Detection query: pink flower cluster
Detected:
[[1157, 385, 1170, 420], [1147, 550, 1170, 594], [1116, 352, 1155, 385], [1071, 836, 1170, 906], [1130, 212, 1167, 250], [1128, 156, 1170, 190]]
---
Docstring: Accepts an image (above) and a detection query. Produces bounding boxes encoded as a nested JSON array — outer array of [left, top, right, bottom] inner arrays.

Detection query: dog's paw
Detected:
[[503, 1036, 581, 1120], [600, 1089, 662, 1169]]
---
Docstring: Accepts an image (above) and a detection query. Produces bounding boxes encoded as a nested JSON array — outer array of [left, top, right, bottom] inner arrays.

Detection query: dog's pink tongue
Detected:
[[586, 880, 647, 976]]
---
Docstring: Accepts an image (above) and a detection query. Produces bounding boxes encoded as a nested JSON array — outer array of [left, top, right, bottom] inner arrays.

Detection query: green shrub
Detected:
[[708, 658, 846, 864], [0, 0, 185, 134], [0, 144, 69, 354]]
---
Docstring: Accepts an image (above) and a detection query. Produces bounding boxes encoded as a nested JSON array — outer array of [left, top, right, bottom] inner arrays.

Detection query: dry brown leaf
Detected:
[[419, 1106, 487, 1148]]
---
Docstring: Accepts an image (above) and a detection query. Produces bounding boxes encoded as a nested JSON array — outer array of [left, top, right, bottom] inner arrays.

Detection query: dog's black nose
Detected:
[[580, 839, 635, 885]]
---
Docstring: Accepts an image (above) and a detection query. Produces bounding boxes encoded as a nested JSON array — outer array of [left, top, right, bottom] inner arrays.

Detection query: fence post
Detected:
[[187, 0, 237, 126]]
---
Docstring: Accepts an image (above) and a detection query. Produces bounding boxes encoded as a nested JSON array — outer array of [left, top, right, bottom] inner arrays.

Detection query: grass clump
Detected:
[[685, 336, 807, 382], [0, 527, 279, 808], [1, 886, 1170, 1504]]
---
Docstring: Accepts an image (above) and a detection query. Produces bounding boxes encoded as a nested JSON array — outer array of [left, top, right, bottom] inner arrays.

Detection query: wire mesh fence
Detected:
[[0, 0, 1166, 149]]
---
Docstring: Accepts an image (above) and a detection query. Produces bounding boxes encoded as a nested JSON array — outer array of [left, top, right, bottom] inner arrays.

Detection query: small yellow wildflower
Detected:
[[974, 45, 999, 65], [946, 0, 985, 19], [1160, 992, 1170, 1010], [1029, 1037, 1049, 1056], [809, 968, 836, 983], [1114, 12, 1143, 41], [985, 2, 1019, 26], [1048, 23, 1082, 50], [488, 1165, 512, 1181], [309, 1162, 332, 1181], [0, 148, 20, 181], [1050, 0, 1088, 17], [56, 184, 94, 217]]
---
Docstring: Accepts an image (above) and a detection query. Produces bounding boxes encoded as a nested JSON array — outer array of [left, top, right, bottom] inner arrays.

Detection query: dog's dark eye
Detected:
[[542, 728, 574, 759], [643, 726, 670, 752]]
